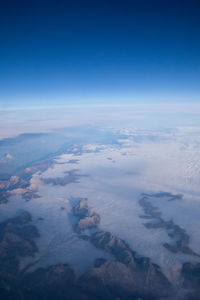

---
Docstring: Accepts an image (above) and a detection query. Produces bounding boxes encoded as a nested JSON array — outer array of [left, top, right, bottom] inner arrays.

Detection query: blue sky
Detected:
[[0, 0, 200, 107]]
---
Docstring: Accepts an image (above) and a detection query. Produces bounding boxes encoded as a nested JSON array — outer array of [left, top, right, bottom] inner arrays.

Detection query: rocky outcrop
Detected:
[[80, 261, 137, 296], [21, 264, 76, 300], [73, 199, 100, 232], [90, 231, 136, 268], [87, 231, 171, 298], [0, 176, 28, 203], [43, 169, 80, 186], [181, 263, 200, 299], [0, 154, 59, 204], [0, 176, 28, 191], [0, 211, 39, 282], [0, 212, 80, 300], [43, 169, 89, 187], [139, 193, 199, 257], [80, 261, 171, 299], [142, 192, 183, 201], [182, 262, 200, 287], [139, 196, 161, 219], [75, 214, 100, 232], [0, 200, 174, 300], [71, 198, 172, 298]]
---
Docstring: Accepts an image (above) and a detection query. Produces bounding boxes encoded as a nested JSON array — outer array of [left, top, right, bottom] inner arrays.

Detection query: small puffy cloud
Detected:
[[29, 174, 41, 191], [6, 153, 13, 159]]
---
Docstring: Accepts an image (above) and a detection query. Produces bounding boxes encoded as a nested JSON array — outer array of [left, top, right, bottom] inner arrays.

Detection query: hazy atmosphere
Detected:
[[0, 1, 200, 300]]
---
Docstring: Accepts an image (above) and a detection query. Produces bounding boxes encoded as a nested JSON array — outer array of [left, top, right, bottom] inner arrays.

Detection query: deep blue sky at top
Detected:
[[0, 0, 200, 107]]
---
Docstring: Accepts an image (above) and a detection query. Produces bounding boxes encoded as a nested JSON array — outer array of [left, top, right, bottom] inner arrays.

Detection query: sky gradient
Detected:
[[0, 0, 200, 107]]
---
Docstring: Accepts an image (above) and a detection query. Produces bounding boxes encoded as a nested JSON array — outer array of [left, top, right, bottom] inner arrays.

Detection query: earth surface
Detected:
[[0, 105, 200, 300]]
